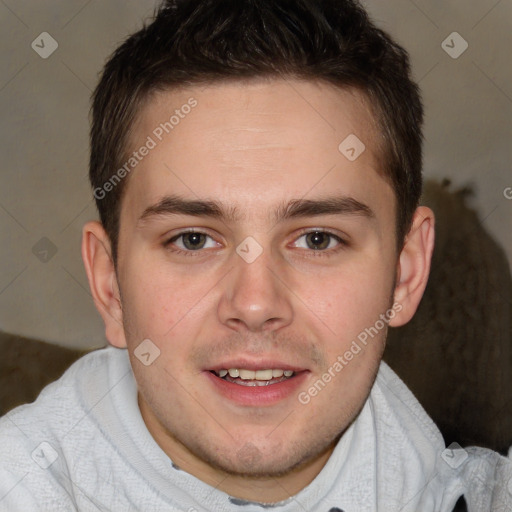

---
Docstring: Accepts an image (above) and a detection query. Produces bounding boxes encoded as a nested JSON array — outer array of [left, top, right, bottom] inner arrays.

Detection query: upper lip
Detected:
[[207, 359, 307, 372]]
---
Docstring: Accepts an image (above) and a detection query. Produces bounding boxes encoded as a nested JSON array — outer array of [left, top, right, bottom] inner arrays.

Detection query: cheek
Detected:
[[298, 259, 394, 338], [297, 266, 391, 418], [119, 254, 215, 342]]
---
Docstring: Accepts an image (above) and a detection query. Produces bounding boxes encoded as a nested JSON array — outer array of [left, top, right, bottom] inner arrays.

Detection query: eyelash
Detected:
[[164, 229, 217, 258], [293, 228, 347, 258], [164, 228, 348, 259]]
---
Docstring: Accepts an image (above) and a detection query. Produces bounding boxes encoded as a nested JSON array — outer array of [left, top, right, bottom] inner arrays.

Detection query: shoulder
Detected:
[[373, 362, 512, 511], [0, 347, 131, 510], [459, 446, 512, 510], [0, 346, 128, 435]]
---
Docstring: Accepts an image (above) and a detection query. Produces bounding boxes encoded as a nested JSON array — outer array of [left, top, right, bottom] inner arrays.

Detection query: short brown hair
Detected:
[[90, 0, 423, 264]]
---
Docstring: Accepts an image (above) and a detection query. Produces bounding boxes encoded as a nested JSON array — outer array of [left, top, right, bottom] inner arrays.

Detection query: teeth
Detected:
[[217, 368, 295, 380], [239, 369, 255, 380], [255, 369, 273, 380]]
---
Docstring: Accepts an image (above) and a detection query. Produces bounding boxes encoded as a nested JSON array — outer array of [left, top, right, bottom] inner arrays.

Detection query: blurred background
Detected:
[[0, 0, 511, 350]]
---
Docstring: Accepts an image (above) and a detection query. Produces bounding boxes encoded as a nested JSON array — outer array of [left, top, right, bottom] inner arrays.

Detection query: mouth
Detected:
[[210, 368, 297, 387], [205, 362, 309, 406]]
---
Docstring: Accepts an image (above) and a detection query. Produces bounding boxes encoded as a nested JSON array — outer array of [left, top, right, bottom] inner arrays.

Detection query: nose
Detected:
[[217, 249, 294, 333]]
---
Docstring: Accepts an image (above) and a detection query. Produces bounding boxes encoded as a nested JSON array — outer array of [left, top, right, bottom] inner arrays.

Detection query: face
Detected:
[[105, 80, 400, 482]]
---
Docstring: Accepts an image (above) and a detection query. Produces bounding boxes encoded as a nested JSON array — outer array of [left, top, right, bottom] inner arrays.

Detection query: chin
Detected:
[[212, 453, 303, 478], [194, 434, 335, 479]]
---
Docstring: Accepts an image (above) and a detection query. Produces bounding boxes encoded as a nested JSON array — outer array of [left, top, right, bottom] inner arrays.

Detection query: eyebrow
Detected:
[[137, 194, 375, 226]]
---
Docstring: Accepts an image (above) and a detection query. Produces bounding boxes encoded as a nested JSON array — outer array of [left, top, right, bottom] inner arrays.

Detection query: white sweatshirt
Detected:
[[0, 346, 510, 511]]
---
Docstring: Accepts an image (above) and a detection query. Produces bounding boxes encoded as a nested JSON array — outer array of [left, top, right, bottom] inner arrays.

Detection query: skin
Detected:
[[82, 78, 434, 503]]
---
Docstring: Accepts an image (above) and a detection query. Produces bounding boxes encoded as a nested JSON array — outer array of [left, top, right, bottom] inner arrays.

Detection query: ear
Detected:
[[81, 221, 127, 348], [389, 206, 435, 327]]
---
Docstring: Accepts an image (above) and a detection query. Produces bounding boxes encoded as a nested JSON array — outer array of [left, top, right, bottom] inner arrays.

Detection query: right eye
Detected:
[[164, 230, 220, 255]]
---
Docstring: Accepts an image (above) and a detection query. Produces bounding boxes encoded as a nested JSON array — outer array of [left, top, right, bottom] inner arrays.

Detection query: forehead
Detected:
[[122, 79, 390, 220]]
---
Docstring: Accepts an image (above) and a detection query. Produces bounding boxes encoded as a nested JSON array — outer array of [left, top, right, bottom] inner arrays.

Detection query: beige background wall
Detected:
[[0, 0, 511, 349]]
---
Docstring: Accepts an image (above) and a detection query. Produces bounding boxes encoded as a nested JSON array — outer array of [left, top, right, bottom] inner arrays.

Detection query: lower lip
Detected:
[[204, 370, 309, 406]]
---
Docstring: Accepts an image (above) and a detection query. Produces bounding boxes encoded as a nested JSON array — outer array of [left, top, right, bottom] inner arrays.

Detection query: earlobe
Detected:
[[81, 221, 127, 348], [389, 206, 435, 327]]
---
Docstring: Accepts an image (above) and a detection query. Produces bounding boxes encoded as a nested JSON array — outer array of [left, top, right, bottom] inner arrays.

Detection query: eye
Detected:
[[166, 231, 218, 252], [292, 230, 345, 252]]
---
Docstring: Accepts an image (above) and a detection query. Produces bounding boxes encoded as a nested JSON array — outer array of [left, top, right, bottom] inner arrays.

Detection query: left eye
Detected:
[[169, 232, 218, 251], [293, 231, 343, 251]]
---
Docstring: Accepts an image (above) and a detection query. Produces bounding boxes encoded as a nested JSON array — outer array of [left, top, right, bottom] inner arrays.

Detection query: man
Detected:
[[1, 0, 511, 510]]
